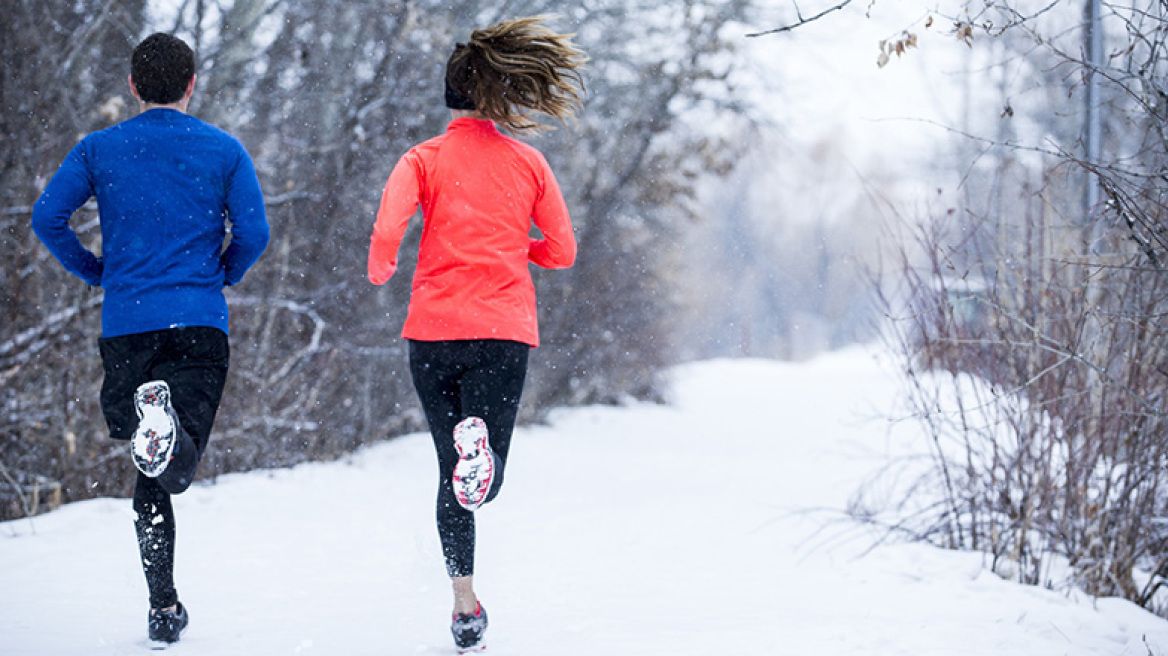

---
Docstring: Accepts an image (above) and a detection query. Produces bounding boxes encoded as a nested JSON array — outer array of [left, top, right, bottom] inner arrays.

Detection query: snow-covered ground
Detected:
[[2, 347, 1166, 655]]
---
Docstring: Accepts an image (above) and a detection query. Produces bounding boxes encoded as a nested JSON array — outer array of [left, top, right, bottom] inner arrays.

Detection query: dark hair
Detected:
[[131, 33, 196, 105], [446, 15, 587, 134]]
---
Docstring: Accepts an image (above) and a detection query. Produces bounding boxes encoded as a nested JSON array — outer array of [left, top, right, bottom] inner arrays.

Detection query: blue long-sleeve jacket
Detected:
[[32, 108, 270, 338]]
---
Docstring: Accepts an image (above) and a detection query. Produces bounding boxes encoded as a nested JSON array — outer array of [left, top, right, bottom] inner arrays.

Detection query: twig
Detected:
[[746, 0, 855, 37], [0, 461, 36, 532]]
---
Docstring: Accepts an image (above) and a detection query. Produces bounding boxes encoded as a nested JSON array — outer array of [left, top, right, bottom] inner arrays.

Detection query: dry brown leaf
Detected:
[[956, 23, 974, 47]]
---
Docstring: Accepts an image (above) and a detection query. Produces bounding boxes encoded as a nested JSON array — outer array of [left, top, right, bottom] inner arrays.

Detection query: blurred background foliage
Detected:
[[0, 0, 879, 518]]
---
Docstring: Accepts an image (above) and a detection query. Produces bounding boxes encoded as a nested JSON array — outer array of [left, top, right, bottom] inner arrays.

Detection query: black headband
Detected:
[[444, 78, 476, 110], [444, 43, 477, 110]]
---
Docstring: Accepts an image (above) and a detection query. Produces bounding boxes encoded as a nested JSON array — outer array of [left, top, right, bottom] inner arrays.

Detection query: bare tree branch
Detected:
[[746, 0, 855, 37]]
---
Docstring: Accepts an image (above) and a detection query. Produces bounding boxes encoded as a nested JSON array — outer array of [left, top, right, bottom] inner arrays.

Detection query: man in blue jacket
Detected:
[[31, 32, 269, 645]]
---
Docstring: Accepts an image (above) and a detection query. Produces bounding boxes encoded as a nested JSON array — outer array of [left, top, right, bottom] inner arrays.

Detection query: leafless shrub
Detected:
[[876, 157, 1168, 612]]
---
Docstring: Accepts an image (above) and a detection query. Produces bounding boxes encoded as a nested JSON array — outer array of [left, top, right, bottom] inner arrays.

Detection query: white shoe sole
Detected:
[[132, 382, 177, 478], [452, 417, 494, 511]]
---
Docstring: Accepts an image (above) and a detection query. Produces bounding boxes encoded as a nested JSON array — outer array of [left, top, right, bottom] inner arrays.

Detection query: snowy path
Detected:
[[3, 349, 1167, 655]]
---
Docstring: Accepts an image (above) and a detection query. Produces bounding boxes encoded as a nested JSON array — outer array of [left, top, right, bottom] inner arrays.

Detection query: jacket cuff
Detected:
[[81, 257, 103, 287]]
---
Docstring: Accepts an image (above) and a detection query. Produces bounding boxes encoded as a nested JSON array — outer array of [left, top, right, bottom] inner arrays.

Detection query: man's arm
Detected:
[[30, 143, 104, 286], [221, 147, 270, 286]]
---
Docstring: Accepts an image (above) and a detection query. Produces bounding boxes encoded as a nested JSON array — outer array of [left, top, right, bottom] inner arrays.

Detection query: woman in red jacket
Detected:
[[367, 16, 585, 654]]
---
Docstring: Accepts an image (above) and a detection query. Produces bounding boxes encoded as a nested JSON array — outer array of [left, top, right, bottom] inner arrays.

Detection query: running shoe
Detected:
[[452, 417, 495, 511], [451, 602, 488, 653], [131, 381, 179, 478], [148, 602, 189, 644]]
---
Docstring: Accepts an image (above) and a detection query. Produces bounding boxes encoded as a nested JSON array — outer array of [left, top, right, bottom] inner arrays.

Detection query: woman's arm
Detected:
[[528, 156, 576, 269], [368, 152, 422, 284]]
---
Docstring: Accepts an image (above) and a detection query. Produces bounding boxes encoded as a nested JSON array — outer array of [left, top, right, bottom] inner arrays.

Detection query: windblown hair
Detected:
[[447, 15, 587, 133], [131, 33, 196, 105]]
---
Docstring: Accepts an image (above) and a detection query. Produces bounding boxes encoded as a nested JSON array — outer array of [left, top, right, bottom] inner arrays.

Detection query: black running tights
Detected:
[[408, 339, 529, 578], [99, 326, 229, 609], [134, 474, 179, 609]]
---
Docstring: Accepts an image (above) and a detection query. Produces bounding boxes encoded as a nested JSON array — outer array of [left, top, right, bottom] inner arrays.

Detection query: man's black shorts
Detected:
[[98, 326, 229, 456]]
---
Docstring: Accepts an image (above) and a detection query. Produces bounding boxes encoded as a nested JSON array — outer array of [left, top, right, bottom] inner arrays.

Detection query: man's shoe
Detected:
[[452, 417, 495, 511], [131, 381, 180, 478], [148, 602, 189, 644], [451, 602, 488, 653]]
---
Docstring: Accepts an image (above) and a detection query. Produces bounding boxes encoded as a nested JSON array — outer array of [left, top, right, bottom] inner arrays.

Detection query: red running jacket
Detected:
[[368, 117, 577, 347]]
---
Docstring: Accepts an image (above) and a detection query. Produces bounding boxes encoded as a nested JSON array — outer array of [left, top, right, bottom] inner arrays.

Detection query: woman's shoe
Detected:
[[452, 417, 495, 510], [451, 601, 488, 653]]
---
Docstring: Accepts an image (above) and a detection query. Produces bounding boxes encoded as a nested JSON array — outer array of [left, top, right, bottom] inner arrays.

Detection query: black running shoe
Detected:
[[148, 602, 189, 644], [451, 602, 488, 653]]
